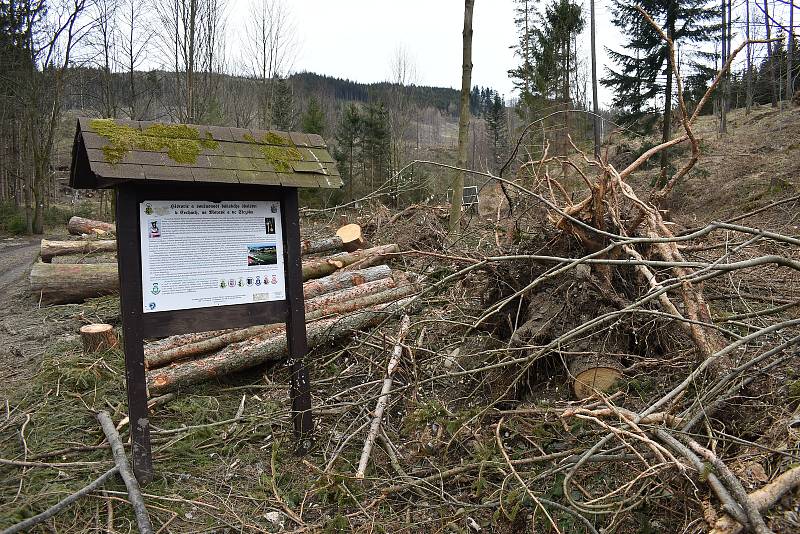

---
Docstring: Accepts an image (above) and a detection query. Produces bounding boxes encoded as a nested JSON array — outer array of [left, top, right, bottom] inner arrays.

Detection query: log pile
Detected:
[[144, 265, 419, 395]]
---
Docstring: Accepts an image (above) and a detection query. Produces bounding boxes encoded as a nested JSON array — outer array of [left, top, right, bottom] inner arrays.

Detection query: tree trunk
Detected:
[[29, 263, 119, 304], [40, 239, 117, 262], [659, 7, 676, 185], [147, 297, 414, 395], [68, 216, 116, 236], [301, 244, 399, 281], [303, 264, 392, 299], [746, 0, 753, 113], [448, 0, 474, 238], [789, 0, 795, 101], [335, 223, 365, 252], [300, 236, 344, 256], [765, 0, 778, 107], [590, 0, 600, 159]]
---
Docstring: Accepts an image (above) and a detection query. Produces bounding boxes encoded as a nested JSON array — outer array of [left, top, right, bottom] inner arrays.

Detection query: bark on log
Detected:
[[51, 254, 117, 265], [80, 324, 118, 353], [96, 411, 153, 534], [300, 236, 344, 255], [40, 239, 117, 262], [301, 245, 399, 281], [29, 263, 119, 304], [303, 265, 392, 300], [336, 223, 365, 252], [145, 278, 410, 369], [569, 354, 624, 399], [147, 297, 414, 395], [68, 216, 116, 236]]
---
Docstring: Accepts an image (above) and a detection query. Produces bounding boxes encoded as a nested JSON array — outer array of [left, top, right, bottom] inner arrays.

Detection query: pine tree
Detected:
[[360, 102, 391, 190], [301, 96, 326, 135]]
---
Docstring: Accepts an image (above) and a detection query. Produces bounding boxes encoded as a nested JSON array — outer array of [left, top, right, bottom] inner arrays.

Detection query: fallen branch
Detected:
[[356, 314, 411, 479], [96, 411, 153, 534], [0, 467, 120, 534]]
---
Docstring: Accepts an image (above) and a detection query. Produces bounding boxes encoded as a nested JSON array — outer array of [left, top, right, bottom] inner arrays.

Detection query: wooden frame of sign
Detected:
[[69, 117, 343, 484], [116, 182, 312, 483]]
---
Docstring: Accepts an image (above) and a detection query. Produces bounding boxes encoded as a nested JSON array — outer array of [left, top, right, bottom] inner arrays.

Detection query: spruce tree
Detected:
[[301, 96, 326, 135], [603, 0, 717, 127], [604, 0, 717, 182], [485, 93, 509, 173], [270, 76, 296, 130], [333, 103, 363, 200]]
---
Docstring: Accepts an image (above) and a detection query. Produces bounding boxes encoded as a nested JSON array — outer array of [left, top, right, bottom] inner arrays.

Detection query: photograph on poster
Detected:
[[265, 217, 276, 234], [248, 244, 278, 266]]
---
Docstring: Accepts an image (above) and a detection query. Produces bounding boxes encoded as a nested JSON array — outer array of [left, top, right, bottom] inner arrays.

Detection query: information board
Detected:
[[139, 200, 286, 313]]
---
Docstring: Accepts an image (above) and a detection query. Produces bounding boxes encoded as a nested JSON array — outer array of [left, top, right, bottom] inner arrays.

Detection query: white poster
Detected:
[[139, 200, 286, 313]]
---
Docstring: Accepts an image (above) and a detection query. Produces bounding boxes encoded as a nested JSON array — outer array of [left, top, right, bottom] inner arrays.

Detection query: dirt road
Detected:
[[0, 237, 41, 395], [0, 237, 40, 305]]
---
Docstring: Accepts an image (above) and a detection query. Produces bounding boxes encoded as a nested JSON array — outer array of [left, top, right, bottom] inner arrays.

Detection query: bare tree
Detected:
[[88, 0, 119, 118], [119, 0, 154, 119], [243, 0, 297, 129], [448, 0, 474, 237], [154, 0, 227, 123], [387, 45, 417, 206], [19, 0, 91, 233]]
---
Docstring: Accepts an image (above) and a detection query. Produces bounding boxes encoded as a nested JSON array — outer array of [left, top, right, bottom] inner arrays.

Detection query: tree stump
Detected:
[[569, 354, 623, 399], [336, 223, 365, 252], [80, 324, 118, 353]]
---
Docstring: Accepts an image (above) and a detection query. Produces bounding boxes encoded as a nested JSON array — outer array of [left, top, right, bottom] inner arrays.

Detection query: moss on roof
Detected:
[[243, 132, 302, 173], [91, 119, 219, 165]]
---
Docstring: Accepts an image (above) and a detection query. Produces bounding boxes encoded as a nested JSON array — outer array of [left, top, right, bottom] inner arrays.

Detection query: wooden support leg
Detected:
[[281, 188, 313, 453], [115, 186, 153, 483]]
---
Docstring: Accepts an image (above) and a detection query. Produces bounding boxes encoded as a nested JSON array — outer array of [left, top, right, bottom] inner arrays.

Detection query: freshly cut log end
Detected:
[[336, 224, 365, 252], [68, 216, 116, 236], [569, 354, 623, 400], [80, 324, 118, 353]]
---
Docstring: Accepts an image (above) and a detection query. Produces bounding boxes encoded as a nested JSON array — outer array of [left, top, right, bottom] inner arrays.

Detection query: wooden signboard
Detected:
[[70, 118, 343, 483]]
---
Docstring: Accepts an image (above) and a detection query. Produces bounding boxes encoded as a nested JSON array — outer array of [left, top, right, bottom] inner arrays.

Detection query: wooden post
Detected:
[[281, 187, 313, 453], [115, 185, 153, 484]]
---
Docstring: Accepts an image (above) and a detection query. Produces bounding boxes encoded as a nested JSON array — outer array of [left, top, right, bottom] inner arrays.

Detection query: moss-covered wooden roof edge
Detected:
[[70, 117, 343, 190]]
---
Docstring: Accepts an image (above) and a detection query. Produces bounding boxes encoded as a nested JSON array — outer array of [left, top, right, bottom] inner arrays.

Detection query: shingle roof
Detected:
[[70, 117, 342, 189]]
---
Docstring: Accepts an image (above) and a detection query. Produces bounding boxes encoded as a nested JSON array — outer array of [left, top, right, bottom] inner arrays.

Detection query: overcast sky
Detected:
[[227, 0, 770, 109]]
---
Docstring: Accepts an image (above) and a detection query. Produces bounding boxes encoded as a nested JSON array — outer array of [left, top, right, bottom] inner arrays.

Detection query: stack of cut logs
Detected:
[[30, 217, 420, 394]]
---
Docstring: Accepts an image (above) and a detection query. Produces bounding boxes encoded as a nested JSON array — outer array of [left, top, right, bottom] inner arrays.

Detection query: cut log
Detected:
[[335, 223, 365, 252], [145, 277, 410, 369], [300, 236, 344, 255], [301, 244, 399, 281], [303, 264, 391, 299], [147, 297, 414, 395], [80, 324, 118, 353], [568, 354, 624, 399], [29, 262, 119, 305], [68, 216, 116, 236], [40, 239, 117, 262]]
